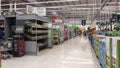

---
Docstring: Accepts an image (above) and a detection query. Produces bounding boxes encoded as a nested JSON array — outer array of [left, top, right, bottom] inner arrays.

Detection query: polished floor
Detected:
[[2, 36, 101, 68]]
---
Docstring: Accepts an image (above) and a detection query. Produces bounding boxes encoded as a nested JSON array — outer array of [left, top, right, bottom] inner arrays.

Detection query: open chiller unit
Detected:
[[52, 25, 60, 45]]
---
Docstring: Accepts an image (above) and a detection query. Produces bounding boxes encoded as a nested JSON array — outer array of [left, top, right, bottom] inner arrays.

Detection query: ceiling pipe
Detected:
[[90, 0, 112, 24]]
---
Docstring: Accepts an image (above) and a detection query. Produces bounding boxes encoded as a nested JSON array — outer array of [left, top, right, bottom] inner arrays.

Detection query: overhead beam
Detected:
[[1, 0, 79, 6], [1, 4, 100, 11], [1, 1, 120, 7], [1, 1, 120, 11]]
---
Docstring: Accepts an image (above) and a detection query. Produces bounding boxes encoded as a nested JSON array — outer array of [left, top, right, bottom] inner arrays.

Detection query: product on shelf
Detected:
[[28, 30, 48, 34], [37, 42, 48, 47], [99, 39, 106, 68], [25, 20, 48, 49], [94, 35, 120, 68], [53, 29, 60, 45], [26, 23, 48, 29], [94, 35, 107, 68]]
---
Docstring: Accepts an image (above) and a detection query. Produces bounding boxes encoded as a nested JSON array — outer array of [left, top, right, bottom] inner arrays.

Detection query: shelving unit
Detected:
[[15, 14, 52, 55], [0, 14, 52, 56], [106, 37, 120, 68], [53, 27, 60, 45], [0, 16, 4, 68], [92, 34, 120, 68], [52, 23, 64, 45], [0, 16, 5, 40], [94, 35, 106, 68], [25, 20, 48, 42]]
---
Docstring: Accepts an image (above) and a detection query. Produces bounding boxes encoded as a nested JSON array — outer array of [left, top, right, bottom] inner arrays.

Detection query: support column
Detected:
[[9, 2, 13, 12], [0, 0, 1, 15], [14, 2, 16, 13]]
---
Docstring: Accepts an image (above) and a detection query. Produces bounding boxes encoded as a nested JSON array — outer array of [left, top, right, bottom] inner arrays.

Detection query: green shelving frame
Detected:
[[110, 38, 112, 68], [117, 40, 120, 68]]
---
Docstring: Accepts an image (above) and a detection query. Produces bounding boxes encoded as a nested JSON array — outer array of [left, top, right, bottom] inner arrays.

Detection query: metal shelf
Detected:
[[27, 30, 48, 34], [16, 14, 51, 23], [5, 15, 16, 18]]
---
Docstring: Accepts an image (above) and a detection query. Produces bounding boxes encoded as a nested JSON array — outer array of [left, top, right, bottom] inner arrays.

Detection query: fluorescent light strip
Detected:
[[1, 6, 100, 11], [61, 11, 94, 14], [48, 8, 99, 12]]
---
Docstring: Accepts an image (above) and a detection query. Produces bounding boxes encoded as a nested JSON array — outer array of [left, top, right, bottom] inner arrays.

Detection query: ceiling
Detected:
[[1, 0, 120, 22]]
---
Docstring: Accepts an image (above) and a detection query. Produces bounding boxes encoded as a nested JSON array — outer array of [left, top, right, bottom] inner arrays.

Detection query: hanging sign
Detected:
[[52, 17, 63, 23], [34, 7, 46, 16], [26, 5, 46, 16], [81, 20, 86, 26], [55, 18, 62, 23], [26, 5, 34, 14]]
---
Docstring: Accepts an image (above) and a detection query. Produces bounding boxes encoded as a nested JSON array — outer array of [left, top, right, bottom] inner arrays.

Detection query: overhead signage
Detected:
[[26, 5, 34, 14], [81, 20, 86, 26], [52, 17, 63, 23], [26, 5, 46, 16], [34, 7, 46, 16]]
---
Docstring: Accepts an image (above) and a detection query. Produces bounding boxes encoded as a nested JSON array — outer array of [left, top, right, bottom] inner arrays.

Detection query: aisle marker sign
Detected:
[[81, 20, 86, 26]]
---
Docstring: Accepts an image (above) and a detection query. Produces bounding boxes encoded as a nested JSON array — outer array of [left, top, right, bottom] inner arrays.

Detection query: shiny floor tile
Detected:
[[2, 36, 101, 68]]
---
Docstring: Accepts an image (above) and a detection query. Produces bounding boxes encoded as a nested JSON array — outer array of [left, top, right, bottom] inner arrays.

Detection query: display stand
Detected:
[[4, 15, 25, 57], [16, 14, 51, 55], [0, 14, 52, 56], [52, 23, 64, 45]]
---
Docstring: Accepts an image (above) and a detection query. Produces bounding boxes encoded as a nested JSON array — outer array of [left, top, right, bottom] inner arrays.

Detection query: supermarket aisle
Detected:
[[2, 36, 101, 68]]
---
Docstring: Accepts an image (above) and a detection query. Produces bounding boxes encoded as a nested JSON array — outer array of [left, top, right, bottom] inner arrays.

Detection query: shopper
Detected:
[[91, 28, 96, 48]]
